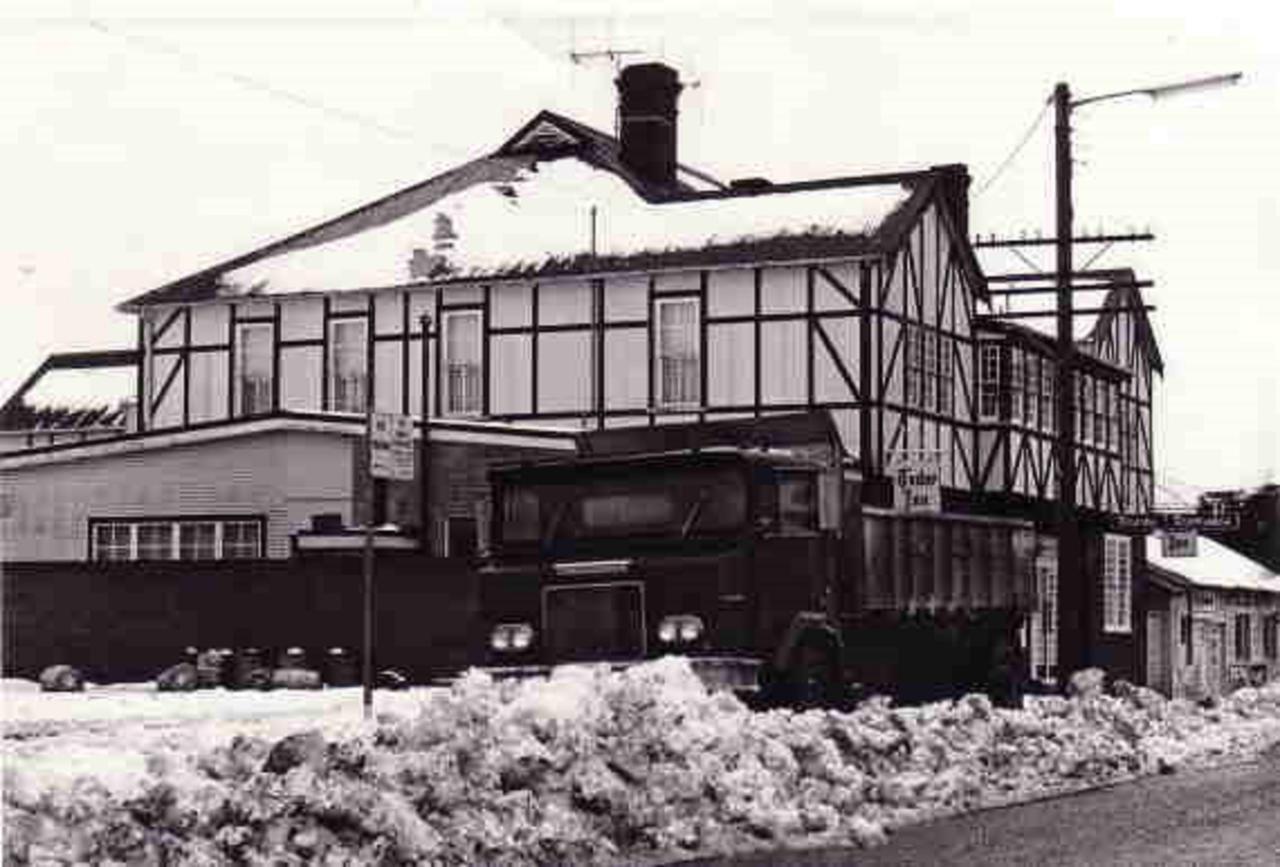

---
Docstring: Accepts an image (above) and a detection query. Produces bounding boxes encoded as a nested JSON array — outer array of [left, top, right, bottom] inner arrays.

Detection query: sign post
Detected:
[[363, 411, 415, 719]]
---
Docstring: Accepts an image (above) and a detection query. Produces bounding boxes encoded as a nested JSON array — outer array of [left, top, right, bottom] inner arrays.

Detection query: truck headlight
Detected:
[[657, 614, 704, 645], [490, 623, 535, 653]]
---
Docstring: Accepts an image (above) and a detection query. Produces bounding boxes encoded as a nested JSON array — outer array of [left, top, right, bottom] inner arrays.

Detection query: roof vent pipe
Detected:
[[616, 63, 683, 190]]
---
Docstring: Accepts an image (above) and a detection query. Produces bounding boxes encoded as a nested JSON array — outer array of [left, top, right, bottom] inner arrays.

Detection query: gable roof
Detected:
[[118, 111, 966, 309], [1077, 270, 1164, 374]]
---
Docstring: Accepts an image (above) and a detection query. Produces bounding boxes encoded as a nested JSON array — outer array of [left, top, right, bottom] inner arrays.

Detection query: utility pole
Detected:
[[362, 375, 375, 720], [1047, 72, 1241, 679], [1053, 82, 1084, 677]]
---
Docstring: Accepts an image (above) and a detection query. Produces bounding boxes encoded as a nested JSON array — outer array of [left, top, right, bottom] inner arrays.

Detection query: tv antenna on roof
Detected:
[[569, 48, 643, 69]]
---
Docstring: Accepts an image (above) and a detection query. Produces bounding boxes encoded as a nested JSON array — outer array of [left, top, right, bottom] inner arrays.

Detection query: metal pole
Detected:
[[362, 377, 375, 719], [419, 314, 432, 554], [1053, 82, 1083, 679]]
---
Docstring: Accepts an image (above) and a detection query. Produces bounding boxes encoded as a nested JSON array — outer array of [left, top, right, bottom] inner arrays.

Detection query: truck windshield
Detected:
[[499, 466, 747, 544]]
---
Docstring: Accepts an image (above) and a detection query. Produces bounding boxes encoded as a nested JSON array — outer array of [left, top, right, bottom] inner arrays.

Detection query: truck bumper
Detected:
[[443, 655, 763, 694]]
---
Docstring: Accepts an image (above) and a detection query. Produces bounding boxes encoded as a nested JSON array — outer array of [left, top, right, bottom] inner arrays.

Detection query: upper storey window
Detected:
[[979, 343, 1001, 420], [329, 319, 367, 413], [655, 297, 700, 409], [236, 322, 273, 416], [904, 325, 953, 415], [443, 310, 483, 416]]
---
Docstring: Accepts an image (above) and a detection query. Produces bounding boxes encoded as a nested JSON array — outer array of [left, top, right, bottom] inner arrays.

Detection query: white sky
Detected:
[[2, 0, 1276, 492]]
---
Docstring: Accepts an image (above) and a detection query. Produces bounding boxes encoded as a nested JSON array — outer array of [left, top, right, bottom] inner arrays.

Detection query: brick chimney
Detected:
[[616, 63, 683, 190]]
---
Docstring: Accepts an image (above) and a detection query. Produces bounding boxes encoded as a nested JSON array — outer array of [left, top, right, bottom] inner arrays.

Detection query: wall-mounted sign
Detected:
[[888, 452, 941, 513], [1112, 510, 1238, 534], [370, 413, 415, 481]]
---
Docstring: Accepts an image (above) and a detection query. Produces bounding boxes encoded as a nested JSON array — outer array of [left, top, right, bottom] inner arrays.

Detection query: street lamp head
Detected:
[[1069, 72, 1242, 109], [1146, 72, 1243, 101]]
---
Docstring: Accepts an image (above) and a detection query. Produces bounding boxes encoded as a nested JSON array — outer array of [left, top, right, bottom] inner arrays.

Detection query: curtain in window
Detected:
[[445, 312, 482, 415], [330, 320, 367, 412], [238, 325, 273, 415], [657, 300, 699, 407]]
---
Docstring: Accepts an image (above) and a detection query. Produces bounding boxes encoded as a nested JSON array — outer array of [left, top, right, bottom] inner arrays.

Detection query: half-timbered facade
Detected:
[[2, 63, 1165, 686]]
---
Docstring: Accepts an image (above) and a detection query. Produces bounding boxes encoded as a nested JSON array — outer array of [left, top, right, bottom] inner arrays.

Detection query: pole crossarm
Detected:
[[988, 280, 1153, 297], [973, 232, 1154, 249], [987, 269, 1137, 282], [979, 304, 1156, 320]]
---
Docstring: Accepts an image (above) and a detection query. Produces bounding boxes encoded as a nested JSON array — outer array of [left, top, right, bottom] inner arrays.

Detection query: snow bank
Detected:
[[5, 662, 1280, 865]]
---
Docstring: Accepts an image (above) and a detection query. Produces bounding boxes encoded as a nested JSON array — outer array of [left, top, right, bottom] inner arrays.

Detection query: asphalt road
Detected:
[[681, 752, 1280, 866]]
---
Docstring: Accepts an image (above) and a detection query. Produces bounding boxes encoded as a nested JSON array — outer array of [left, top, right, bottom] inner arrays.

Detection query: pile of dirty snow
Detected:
[[5, 660, 1280, 865]]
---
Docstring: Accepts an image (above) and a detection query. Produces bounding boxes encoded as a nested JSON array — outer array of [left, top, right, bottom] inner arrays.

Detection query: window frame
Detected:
[[1102, 533, 1132, 634], [441, 309, 484, 417], [1234, 612, 1253, 661], [653, 296, 702, 410], [1009, 348, 1025, 425], [978, 343, 1001, 420], [88, 517, 265, 562], [235, 321, 274, 417], [1039, 357, 1055, 432], [327, 317, 368, 414], [938, 334, 955, 415]]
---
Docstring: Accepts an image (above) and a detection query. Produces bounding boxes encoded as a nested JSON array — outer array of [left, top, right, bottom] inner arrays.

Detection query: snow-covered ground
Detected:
[[4, 661, 1280, 865]]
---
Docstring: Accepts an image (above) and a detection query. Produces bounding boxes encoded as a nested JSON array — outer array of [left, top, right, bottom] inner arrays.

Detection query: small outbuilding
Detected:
[[1144, 532, 1280, 699]]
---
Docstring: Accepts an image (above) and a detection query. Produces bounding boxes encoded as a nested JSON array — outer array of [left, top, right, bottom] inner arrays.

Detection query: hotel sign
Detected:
[[1113, 510, 1238, 534], [888, 452, 941, 513]]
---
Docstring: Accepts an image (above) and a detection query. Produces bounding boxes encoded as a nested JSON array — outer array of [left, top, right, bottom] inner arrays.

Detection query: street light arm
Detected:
[[1070, 72, 1242, 109]]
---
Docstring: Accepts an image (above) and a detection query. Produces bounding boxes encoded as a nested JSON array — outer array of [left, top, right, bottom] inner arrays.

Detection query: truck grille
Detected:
[[543, 582, 645, 663]]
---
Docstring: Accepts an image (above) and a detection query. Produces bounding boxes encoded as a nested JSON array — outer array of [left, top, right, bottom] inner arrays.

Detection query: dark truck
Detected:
[[475, 413, 1037, 705]]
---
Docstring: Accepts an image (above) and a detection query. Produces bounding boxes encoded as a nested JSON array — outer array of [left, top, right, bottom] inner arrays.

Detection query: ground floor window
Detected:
[[1264, 614, 1278, 660], [1234, 612, 1253, 660], [1029, 557, 1058, 681], [1102, 534, 1132, 634], [91, 518, 264, 562]]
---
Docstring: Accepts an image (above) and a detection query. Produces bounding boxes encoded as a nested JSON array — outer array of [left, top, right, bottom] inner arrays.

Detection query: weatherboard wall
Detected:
[[0, 429, 355, 561]]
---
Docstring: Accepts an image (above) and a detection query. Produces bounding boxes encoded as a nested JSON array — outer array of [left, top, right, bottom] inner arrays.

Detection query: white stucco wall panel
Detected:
[[491, 282, 533, 329], [707, 269, 754, 318], [603, 275, 648, 322], [707, 322, 754, 408], [490, 334, 533, 416], [279, 346, 322, 412]]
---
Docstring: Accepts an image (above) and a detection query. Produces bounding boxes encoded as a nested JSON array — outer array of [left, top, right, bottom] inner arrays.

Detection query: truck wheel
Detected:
[[790, 638, 839, 709]]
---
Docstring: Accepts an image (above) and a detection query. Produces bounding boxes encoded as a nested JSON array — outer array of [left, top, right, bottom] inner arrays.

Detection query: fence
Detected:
[[2, 554, 478, 684]]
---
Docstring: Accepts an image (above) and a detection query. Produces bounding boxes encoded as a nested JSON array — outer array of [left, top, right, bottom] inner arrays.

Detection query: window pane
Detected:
[[656, 299, 699, 407], [95, 523, 132, 561], [979, 344, 1000, 419], [137, 523, 173, 560], [778, 475, 817, 532], [178, 522, 218, 560], [238, 324, 273, 415], [444, 312, 482, 415], [330, 320, 367, 412], [223, 521, 261, 559]]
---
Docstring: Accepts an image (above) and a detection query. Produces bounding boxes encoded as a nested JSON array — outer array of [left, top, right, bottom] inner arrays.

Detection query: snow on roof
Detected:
[[21, 366, 135, 414], [1147, 533, 1280, 595], [220, 157, 912, 295]]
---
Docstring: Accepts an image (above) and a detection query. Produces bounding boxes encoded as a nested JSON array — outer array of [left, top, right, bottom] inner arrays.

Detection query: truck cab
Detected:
[[477, 447, 847, 698]]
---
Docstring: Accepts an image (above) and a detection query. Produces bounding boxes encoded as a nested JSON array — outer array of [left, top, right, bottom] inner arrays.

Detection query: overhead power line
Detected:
[[974, 99, 1049, 198], [85, 18, 458, 152]]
